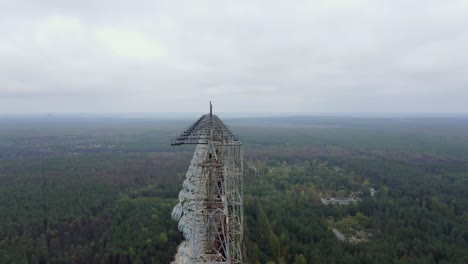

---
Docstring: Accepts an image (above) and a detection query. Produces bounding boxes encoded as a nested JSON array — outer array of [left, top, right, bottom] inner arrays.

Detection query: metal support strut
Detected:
[[171, 103, 244, 264]]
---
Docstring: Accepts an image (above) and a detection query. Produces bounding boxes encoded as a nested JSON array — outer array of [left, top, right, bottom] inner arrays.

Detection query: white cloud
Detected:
[[96, 28, 166, 60], [0, 0, 467, 113], [36, 16, 85, 44]]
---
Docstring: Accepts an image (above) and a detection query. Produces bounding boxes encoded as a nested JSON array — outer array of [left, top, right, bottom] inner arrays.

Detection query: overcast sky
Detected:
[[1, 0, 467, 114]]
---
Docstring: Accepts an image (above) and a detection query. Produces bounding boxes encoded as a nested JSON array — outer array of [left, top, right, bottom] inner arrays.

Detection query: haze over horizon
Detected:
[[1, 0, 467, 114]]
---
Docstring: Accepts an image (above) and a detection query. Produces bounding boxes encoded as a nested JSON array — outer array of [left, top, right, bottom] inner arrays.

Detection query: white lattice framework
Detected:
[[171, 104, 243, 264]]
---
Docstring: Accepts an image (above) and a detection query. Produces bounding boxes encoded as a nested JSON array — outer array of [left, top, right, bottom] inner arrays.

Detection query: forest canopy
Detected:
[[0, 116, 467, 263]]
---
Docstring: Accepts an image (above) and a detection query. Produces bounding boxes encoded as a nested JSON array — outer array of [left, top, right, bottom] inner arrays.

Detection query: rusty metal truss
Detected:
[[171, 103, 243, 264]]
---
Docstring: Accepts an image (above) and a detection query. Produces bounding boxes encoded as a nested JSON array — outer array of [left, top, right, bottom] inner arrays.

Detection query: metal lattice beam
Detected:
[[171, 103, 243, 264]]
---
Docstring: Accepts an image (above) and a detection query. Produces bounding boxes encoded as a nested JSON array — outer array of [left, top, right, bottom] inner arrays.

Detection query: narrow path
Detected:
[[332, 228, 346, 241]]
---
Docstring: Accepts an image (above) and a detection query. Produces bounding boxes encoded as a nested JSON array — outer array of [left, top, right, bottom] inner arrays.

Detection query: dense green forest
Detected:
[[0, 115, 467, 263]]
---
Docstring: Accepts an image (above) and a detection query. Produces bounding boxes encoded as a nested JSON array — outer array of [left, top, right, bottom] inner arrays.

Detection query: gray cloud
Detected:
[[0, 0, 467, 113]]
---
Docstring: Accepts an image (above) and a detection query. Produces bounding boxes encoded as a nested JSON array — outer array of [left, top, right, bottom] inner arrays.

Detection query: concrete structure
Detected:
[[321, 197, 359, 205]]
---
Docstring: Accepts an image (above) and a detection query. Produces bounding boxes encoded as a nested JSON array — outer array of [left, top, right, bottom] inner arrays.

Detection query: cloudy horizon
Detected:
[[1, 0, 467, 114]]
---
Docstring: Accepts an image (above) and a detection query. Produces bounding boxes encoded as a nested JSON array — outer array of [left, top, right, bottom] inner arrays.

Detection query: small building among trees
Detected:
[[321, 197, 359, 205]]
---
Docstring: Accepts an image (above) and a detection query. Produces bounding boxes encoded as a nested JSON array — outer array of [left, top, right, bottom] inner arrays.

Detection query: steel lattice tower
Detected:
[[171, 103, 243, 264]]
